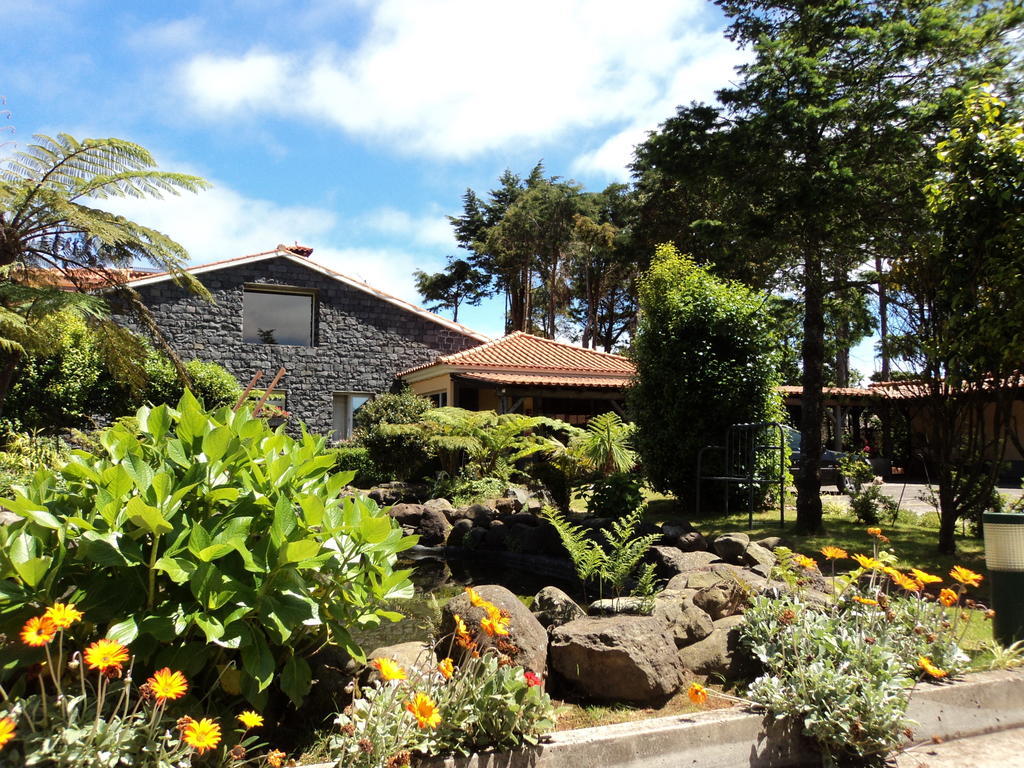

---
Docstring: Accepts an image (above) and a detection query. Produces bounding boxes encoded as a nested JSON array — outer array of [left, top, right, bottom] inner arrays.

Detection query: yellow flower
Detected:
[[938, 588, 958, 607], [949, 566, 983, 588], [853, 596, 878, 606], [182, 717, 221, 754], [480, 616, 510, 637], [0, 717, 15, 751], [20, 616, 58, 647], [793, 554, 817, 570], [881, 566, 901, 580], [405, 692, 441, 729], [84, 639, 130, 672], [465, 587, 487, 607], [910, 569, 942, 585], [452, 614, 470, 637], [852, 553, 881, 570], [687, 682, 709, 705], [891, 572, 923, 593], [437, 658, 454, 680], [820, 546, 848, 560], [44, 602, 83, 630], [917, 656, 948, 679], [867, 527, 882, 537], [371, 657, 407, 681], [148, 668, 188, 702], [267, 749, 287, 768], [237, 710, 264, 729]]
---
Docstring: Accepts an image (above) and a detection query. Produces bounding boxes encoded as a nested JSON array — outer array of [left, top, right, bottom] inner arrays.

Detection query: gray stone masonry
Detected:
[[126, 255, 481, 435]]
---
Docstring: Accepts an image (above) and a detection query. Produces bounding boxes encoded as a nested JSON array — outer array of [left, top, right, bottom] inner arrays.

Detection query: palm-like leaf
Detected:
[[571, 411, 638, 475]]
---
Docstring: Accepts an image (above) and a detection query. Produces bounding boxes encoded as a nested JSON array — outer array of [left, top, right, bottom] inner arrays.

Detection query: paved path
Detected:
[[821, 481, 1024, 516], [895, 728, 1024, 767]]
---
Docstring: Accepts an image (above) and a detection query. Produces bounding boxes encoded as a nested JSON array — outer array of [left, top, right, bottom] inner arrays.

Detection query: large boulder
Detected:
[[447, 518, 474, 547], [364, 641, 433, 683], [741, 542, 776, 576], [454, 503, 495, 524], [712, 532, 750, 563], [423, 498, 455, 520], [676, 531, 710, 552], [549, 616, 685, 704], [651, 590, 714, 647], [532, 586, 586, 629], [387, 503, 424, 527], [439, 585, 548, 676], [646, 547, 719, 579], [588, 597, 649, 616], [677, 615, 751, 678], [693, 579, 748, 620], [417, 508, 452, 546]]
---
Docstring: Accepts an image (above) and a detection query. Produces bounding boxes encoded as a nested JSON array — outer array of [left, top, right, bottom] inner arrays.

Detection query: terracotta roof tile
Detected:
[[778, 385, 875, 398], [455, 371, 631, 389]]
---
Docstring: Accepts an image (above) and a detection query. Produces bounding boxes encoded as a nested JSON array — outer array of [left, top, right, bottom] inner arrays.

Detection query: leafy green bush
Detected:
[[328, 444, 384, 488], [0, 392, 416, 708], [584, 472, 644, 518], [141, 355, 242, 410], [629, 243, 786, 505], [354, 388, 434, 481]]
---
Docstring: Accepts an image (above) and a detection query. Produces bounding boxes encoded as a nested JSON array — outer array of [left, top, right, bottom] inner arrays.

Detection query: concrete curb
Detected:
[[302, 669, 1024, 768]]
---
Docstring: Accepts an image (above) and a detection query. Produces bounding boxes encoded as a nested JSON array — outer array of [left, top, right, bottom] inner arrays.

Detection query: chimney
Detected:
[[280, 243, 314, 258]]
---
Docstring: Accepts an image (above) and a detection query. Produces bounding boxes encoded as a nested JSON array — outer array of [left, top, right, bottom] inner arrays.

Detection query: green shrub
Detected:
[[629, 243, 786, 506], [0, 391, 416, 708], [584, 472, 644, 519], [354, 388, 434, 481], [142, 355, 242, 410], [329, 444, 384, 488]]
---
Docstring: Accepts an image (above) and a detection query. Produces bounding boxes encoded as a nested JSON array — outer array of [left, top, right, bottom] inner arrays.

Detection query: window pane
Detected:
[[243, 290, 313, 346]]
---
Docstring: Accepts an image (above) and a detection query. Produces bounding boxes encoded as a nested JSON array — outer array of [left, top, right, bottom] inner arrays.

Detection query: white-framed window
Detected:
[[426, 391, 448, 407], [332, 392, 372, 441], [243, 286, 315, 346]]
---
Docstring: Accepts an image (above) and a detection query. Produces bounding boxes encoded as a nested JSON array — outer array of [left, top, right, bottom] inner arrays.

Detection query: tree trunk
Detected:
[[0, 350, 22, 420], [937, 479, 958, 555], [795, 250, 826, 534]]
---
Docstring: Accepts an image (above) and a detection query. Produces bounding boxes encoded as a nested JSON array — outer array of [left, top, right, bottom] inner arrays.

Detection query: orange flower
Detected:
[[20, 616, 58, 647], [867, 527, 882, 537], [405, 692, 441, 729], [267, 749, 287, 768], [452, 614, 470, 637], [853, 596, 879, 606], [371, 658, 407, 681], [237, 710, 263, 729], [820, 546, 848, 560], [891, 572, 923, 593], [148, 668, 188, 702], [480, 616, 510, 637], [910, 569, 942, 585], [688, 682, 709, 705], [949, 566, 983, 588], [437, 658, 454, 680], [938, 588, 958, 607], [83, 639, 129, 672], [793, 554, 817, 570], [465, 587, 487, 608], [44, 603, 83, 630], [852, 553, 881, 570], [881, 566, 901, 580], [181, 717, 221, 754], [917, 656, 948, 679], [0, 717, 15, 750]]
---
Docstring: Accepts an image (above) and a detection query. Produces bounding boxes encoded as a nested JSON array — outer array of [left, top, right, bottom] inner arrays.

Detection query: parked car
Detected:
[[784, 426, 847, 488]]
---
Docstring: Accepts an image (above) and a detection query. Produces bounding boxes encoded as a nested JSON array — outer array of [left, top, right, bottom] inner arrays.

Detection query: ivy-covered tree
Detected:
[[629, 244, 785, 505]]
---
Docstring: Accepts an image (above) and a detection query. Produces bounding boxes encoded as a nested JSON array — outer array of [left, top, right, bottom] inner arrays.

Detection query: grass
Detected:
[[552, 687, 724, 731]]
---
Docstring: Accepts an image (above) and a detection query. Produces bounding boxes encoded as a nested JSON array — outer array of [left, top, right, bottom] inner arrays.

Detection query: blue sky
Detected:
[[4, 0, 877, 376]]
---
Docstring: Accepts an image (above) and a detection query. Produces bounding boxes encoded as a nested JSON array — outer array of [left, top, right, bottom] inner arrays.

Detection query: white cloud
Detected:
[[357, 207, 454, 250], [314, 245, 428, 304], [127, 17, 204, 51], [179, 0, 744, 159]]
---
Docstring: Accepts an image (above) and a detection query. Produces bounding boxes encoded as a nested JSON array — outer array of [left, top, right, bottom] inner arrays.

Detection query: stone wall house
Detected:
[[121, 244, 488, 438]]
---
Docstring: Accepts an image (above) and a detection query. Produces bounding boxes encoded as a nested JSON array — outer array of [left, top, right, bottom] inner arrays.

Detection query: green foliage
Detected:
[[542, 506, 659, 601], [629, 243, 785, 504], [0, 392, 416, 708], [328, 444, 384, 489], [584, 472, 644, 520], [571, 411, 637, 475], [354, 388, 434, 482], [142, 356, 242, 410]]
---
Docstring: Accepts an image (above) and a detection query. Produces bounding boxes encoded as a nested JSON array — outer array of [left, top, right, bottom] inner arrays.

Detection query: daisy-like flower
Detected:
[[480, 616, 510, 637], [524, 671, 543, 687], [405, 692, 441, 729], [891, 572, 923, 593], [267, 749, 287, 768], [371, 658, 407, 681], [0, 717, 16, 750], [867, 527, 883, 537], [237, 710, 264, 729], [949, 566, 983, 588], [688, 682, 709, 705], [917, 656, 948, 679], [852, 553, 881, 570], [148, 668, 188, 702], [182, 717, 221, 754], [465, 587, 487, 608], [853, 596, 879, 606], [44, 602, 83, 630], [83, 639, 129, 673], [437, 658, 454, 680], [938, 588, 959, 607], [820, 545, 848, 560], [793, 554, 817, 570], [20, 616, 58, 647], [910, 569, 942, 585]]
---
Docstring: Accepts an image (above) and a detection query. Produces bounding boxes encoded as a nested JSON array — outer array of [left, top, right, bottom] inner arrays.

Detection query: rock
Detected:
[[662, 522, 696, 546], [651, 590, 714, 647], [532, 586, 585, 629], [588, 597, 649, 616], [712, 532, 750, 563], [677, 615, 750, 678], [741, 543, 777, 575], [493, 497, 517, 516], [423, 498, 455, 520], [456, 503, 495, 524], [364, 641, 433, 683], [417, 508, 453, 546], [409, 558, 451, 592], [464, 527, 487, 549], [504, 486, 530, 512], [549, 616, 685, 704], [388, 503, 424, 526], [646, 547, 719, 579], [754, 536, 789, 551], [508, 512, 540, 527], [523, 489, 555, 514], [447, 518, 474, 546], [482, 520, 508, 550], [693, 579, 748, 620], [676, 531, 710, 552], [439, 585, 548, 676]]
